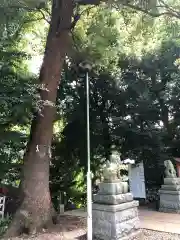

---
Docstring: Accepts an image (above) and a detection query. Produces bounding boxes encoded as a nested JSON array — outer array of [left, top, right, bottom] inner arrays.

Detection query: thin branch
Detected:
[[24, 17, 45, 24], [78, 5, 95, 16], [71, 6, 95, 30], [159, 0, 180, 17], [71, 5, 98, 51], [120, 3, 180, 18], [38, 9, 50, 24], [0, 5, 35, 11], [43, 7, 51, 16]]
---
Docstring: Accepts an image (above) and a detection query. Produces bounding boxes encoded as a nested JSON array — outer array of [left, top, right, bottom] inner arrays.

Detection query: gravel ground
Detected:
[[2, 215, 180, 240], [142, 230, 180, 240], [78, 230, 180, 240], [2, 230, 180, 240]]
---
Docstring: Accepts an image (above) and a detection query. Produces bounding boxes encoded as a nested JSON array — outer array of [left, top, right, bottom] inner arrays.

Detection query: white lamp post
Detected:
[[79, 61, 93, 240]]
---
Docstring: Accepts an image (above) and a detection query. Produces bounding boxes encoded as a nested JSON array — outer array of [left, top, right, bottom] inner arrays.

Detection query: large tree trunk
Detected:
[[5, 0, 73, 237]]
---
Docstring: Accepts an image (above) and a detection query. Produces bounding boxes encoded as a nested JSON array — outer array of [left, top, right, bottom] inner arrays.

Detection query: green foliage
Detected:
[[0, 5, 39, 184], [54, 38, 180, 192], [0, 47, 37, 182], [0, 216, 11, 236]]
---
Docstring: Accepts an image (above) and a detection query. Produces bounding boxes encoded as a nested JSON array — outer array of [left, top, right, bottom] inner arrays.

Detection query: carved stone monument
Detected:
[[92, 147, 141, 240], [159, 160, 180, 213]]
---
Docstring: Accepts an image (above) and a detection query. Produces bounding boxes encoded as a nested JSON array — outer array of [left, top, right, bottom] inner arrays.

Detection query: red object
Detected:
[[2, 187, 8, 195], [176, 162, 180, 177], [174, 158, 180, 177], [0, 187, 8, 195]]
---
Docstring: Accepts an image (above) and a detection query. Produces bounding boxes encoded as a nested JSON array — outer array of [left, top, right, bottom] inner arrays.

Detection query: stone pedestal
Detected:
[[159, 178, 180, 213], [92, 181, 141, 240]]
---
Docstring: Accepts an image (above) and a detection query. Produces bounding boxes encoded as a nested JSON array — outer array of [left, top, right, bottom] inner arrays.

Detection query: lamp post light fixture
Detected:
[[123, 158, 135, 165], [79, 61, 93, 240]]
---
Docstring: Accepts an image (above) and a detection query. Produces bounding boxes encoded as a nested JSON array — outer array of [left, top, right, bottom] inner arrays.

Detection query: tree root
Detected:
[[3, 206, 57, 238]]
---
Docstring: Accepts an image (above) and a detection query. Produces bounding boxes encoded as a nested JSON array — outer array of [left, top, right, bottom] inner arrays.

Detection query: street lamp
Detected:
[[123, 158, 135, 164], [79, 61, 93, 240]]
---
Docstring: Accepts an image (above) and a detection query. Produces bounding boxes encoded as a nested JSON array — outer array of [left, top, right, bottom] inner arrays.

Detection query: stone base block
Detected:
[[93, 201, 140, 240], [159, 187, 180, 213], [159, 207, 180, 213], [161, 184, 180, 191], [159, 190, 180, 201], [93, 215, 140, 240], [93, 230, 142, 240], [159, 189, 180, 195], [98, 182, 128, 195], [93, 193, 133, 205], [159, 199, 180, 213], [92, 202, 139, 222], [164, 178, 180, 185], [93, 201, 139, 212]]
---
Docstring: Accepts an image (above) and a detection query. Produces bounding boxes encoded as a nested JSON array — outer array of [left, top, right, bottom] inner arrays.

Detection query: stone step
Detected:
[[161, 185, 180, 191], [159, 189, 180, 195], [164, 178, 180, 185], [93, 193, 133, 205], [160, 193, 180, 201], [92, 200, 139, 212]]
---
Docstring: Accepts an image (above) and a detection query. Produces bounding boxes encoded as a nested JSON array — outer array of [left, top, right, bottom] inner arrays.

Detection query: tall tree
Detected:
[[4, 0, 102, 237]]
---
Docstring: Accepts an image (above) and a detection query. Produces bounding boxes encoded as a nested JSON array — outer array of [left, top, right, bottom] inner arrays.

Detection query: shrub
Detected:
[[0, 216, 11, 236]]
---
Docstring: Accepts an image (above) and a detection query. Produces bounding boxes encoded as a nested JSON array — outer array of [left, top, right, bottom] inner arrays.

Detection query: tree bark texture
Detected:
[[5, 0, 73, 237]]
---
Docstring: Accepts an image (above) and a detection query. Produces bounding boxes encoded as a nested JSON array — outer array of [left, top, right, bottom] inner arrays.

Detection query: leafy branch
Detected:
[[119, 0, 180, 19]]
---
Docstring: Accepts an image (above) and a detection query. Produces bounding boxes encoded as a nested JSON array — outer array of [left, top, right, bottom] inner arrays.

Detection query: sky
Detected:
[[28, 55, 43, 75]]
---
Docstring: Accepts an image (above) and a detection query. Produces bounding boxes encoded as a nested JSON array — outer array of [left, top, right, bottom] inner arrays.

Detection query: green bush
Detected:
[[0, 216, 11, 236]]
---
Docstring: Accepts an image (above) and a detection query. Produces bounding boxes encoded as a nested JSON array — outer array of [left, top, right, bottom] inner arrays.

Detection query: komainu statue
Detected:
[[164, 160, 177, 178], [102, 146, 122, 182]]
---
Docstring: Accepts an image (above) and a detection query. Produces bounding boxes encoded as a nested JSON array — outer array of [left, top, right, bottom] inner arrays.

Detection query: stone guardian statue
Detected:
[[164, 160, 177, 178], [102, 146, 122, 182]]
